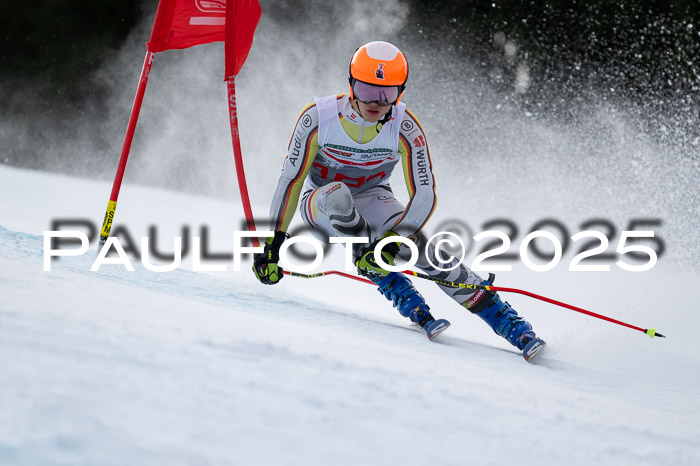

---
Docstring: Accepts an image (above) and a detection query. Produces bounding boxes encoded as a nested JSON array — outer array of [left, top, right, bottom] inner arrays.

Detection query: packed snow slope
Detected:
[[1, 164, 699, 466]]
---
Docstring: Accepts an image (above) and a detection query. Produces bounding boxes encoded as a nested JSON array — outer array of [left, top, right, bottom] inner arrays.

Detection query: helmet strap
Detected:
[[376, 106, 393, 132], [349, 97, 367, 120], [350, 97, 394, 127], [352, 99, 367, 120]]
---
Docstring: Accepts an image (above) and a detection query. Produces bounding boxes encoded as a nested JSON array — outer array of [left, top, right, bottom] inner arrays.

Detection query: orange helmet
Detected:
[[348, 41, 409, 105]]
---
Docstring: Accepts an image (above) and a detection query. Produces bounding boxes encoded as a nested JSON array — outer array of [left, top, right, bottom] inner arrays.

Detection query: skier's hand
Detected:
[[252, 231, 287, 285], [355, 231, 401, 280]]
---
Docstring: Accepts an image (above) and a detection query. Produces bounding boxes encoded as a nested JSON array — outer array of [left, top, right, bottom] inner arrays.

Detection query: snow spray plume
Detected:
[[400, 6, 699, 272], [1, 0, 697, 270]]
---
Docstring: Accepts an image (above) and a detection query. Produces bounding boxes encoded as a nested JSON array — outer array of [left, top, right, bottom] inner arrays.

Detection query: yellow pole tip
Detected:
[[646, 329, 656, 338]]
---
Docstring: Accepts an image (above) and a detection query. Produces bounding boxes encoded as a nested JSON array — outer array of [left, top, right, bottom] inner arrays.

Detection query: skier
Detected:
[[253, 41, 545, 361]]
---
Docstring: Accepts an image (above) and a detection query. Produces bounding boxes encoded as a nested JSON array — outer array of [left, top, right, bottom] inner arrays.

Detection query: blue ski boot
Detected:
[[466, 278, 546, 362], [372, 272, 451, 341]]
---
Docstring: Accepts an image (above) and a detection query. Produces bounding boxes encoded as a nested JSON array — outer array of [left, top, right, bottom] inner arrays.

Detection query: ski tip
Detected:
[[522, 338, 546, 363], [645, 328, 665, 339], [427, 319, 451, 341]]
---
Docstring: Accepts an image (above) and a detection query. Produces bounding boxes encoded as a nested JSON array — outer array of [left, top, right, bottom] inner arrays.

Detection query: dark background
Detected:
[[3, 0, 697, 105], [414, 1, 698, 110], [1, 0, 698, 173], [1, 0, 141, 100]]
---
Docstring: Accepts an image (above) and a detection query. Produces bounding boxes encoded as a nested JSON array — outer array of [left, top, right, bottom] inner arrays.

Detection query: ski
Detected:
[[522, 338, 546, 363], [412, 318, 451, 341]]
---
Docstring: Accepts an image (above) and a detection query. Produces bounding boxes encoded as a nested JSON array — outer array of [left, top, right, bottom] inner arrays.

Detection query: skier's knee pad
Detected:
[[319, 182, 354, 217]]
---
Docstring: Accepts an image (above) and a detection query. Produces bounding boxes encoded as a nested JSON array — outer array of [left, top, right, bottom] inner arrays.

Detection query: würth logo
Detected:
[[375, 64, 385, 80]]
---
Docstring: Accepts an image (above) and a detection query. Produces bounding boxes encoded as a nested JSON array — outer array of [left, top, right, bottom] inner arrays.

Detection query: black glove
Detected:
[[253, 231, 287, 285], [355, 231, 401, 280]]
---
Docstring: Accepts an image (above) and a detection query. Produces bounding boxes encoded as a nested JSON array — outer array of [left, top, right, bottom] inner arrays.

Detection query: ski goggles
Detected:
[[351, 79, 401, 106]]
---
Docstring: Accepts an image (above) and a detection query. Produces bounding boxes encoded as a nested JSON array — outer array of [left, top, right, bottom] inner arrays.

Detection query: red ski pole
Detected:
[[99, 51, 155, 249], [400, 270, 665, 339], [281, 267, 665, 339]]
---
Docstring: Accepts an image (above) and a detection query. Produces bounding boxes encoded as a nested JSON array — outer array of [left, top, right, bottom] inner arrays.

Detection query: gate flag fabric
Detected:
[[99, 0, 261, 248], [147, 0, 227, 52], [146, 0, 261, 74], [225, 0, 262, 79]]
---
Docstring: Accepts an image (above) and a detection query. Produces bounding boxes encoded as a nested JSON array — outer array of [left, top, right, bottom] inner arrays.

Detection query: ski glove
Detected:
[[253, 231, 287, 285], [355, 231, 402, 280]]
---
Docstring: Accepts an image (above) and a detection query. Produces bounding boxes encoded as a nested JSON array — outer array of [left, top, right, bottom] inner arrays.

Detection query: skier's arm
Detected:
[[391, 109, 437, 237], [269, 103, 320, 232]]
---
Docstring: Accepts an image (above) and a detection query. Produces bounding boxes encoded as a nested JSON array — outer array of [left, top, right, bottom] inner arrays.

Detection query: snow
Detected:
[[1, 164, 699, 465]]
